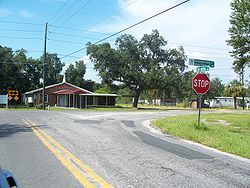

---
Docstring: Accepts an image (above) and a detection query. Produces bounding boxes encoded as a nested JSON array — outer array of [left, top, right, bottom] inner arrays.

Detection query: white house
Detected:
[[210, 97, 250, 108]]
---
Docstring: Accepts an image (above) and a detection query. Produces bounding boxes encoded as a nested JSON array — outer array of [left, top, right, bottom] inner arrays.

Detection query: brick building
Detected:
[[25, 81, 117, 108]]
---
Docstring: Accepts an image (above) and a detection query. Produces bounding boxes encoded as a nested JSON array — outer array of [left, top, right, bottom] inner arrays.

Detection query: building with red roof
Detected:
[[24, 80, 117, 108]]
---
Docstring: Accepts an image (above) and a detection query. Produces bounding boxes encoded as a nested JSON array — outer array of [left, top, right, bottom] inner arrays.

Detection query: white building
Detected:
[[210, 97, 250, 108]]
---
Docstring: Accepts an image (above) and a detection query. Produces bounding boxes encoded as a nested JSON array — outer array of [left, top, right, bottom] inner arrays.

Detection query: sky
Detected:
[[0, 0, 249, 84]]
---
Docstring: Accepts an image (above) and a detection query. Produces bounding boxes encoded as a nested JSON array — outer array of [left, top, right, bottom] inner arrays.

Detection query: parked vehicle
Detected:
[[0, 166, 18, 188]]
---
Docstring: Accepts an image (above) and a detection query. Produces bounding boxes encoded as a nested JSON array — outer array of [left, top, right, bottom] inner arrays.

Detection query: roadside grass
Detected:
[[152, 113, 250, 159]]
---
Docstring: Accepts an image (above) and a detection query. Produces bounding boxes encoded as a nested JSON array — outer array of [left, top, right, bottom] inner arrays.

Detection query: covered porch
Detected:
[[54, 89, 117, 108]]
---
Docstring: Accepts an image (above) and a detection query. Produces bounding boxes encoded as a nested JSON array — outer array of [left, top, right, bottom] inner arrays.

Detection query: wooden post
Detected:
[[85, 95, 87, 109], [80, 95, 82, 109]]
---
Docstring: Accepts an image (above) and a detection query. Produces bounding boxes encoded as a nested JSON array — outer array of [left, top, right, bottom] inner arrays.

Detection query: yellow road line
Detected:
[[23, 119, 112, 188], [23, 119, 95, 188]]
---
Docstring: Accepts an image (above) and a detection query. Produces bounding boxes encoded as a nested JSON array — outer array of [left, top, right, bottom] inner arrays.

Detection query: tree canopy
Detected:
[[65, 60, 86, 88], [0, 45, 65, 95], [87, 30, 187, 107], [227, 0, 250, 79]]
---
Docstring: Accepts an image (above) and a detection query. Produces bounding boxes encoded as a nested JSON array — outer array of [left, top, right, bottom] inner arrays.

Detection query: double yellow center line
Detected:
[[23, 119, 112, 188]]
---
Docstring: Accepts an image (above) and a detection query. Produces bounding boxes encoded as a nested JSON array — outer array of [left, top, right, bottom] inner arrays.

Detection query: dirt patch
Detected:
[[202, 119, 230, 126]]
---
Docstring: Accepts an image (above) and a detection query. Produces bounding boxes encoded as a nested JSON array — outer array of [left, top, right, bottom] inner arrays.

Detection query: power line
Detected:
[[0, 28, 43, 33], [0, 20, 44, 26], [48, 31, 99, 40], [60, 0, 191, 59], [168, 42, 229, 51], [210, 74, 237, 77], [188, 55, 233, 60], [56, 53, 82, 59], [48, 38, 84, 45], [209, 68, 233, 70], [0, 36, 43, 40], [48, 25, 110, 35], [89, 0, 140, 28], [52, 0, 93, 32], [51, 0, 81, 26], [48, 0, 71, 23], [187, 50, 230, 55], [27, 50, 43, 53]]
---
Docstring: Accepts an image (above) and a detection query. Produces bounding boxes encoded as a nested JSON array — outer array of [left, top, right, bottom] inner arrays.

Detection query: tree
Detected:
[[0, 46, 15, 94], [206, 77, 225, 99], [227, 0, 250, 108], [83, 79, 96, 92], [95, 84, 111, 94], [87, 30, 186, 107], [13, 49, 42, 93], [227, 0, 250, 76], [170, 71, 196, 107], [223, 83, 246, 109], [65, 60, 86, 87], [42, 53, 65, 85]]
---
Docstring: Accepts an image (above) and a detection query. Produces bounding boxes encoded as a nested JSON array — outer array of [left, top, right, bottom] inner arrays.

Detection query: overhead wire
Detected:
[[168, 42, 230, 51], [48, 0, 71, 23], [89, 0, 140, 28], [187, 55, 233, 60], [0, 20, 44, 26], [0, 28, 43, 33], [0, 36, 43, 40], [48, 31, 100, 40], [48, 38, 84, 45], [48, 25, 110, 35], [51, 0, 82, 26], [60, 0, 191, 59], [186, 50, 230, 55], [54, 0, 93, 29]]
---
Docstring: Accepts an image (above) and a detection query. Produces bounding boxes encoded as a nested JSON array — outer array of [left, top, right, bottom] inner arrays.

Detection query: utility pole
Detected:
[[43, 22, 48, 110]]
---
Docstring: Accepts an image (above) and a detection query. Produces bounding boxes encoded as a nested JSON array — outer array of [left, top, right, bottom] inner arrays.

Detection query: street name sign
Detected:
[[197, 66, 210, 73], [189, 58, 215, 68]]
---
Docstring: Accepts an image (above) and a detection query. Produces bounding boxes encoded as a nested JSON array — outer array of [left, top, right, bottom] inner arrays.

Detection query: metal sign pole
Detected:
[[198, 94, 202, 128]]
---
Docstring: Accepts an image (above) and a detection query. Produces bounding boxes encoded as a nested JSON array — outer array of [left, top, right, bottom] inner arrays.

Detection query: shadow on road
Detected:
[[0, 124, 46, 138]]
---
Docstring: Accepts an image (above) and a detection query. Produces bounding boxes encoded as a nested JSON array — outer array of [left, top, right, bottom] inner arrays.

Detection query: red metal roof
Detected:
[[53, 89, 89, 95]]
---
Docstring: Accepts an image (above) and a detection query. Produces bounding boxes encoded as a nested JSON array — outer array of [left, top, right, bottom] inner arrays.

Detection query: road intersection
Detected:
[[0, 110, 249, 187]]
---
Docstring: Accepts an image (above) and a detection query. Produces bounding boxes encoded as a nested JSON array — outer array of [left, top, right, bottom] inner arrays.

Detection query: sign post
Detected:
[[192, 73, 210, 128]]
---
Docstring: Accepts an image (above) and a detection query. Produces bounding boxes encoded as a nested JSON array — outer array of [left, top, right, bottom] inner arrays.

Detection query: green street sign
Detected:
[[197, 66, 210, 73], [189, 58, 215, 68]]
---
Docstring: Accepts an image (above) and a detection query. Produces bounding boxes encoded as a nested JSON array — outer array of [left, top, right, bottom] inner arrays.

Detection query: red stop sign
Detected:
[[192, 73, 210, 94]]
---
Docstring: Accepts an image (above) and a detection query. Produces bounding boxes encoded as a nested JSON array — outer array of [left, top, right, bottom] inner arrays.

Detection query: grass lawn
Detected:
[[152, 113, 250, 159]]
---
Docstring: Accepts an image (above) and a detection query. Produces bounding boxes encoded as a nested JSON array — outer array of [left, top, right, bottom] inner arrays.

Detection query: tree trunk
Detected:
[[242, 96, 245, 109], [234, 96, 237, 109], [242, 67, 245, 110], [132, 89, 142, 108]]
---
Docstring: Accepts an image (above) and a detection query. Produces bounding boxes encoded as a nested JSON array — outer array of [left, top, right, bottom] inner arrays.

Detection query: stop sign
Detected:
[[192, 73, 210, 94]]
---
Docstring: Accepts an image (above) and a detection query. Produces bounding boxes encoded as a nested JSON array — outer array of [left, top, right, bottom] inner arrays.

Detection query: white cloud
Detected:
[[88, 0, 242, 83], [63, 55, 100, 82], [0, 8, 11, 17], [18, 10, 34, 19]]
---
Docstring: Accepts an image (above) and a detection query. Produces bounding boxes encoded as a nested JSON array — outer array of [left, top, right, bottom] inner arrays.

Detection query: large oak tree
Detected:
[[87, 30, 186, 107]]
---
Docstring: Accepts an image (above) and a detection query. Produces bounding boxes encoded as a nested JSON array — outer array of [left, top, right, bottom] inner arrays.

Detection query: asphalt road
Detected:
[[0, 109, 249, 188]]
